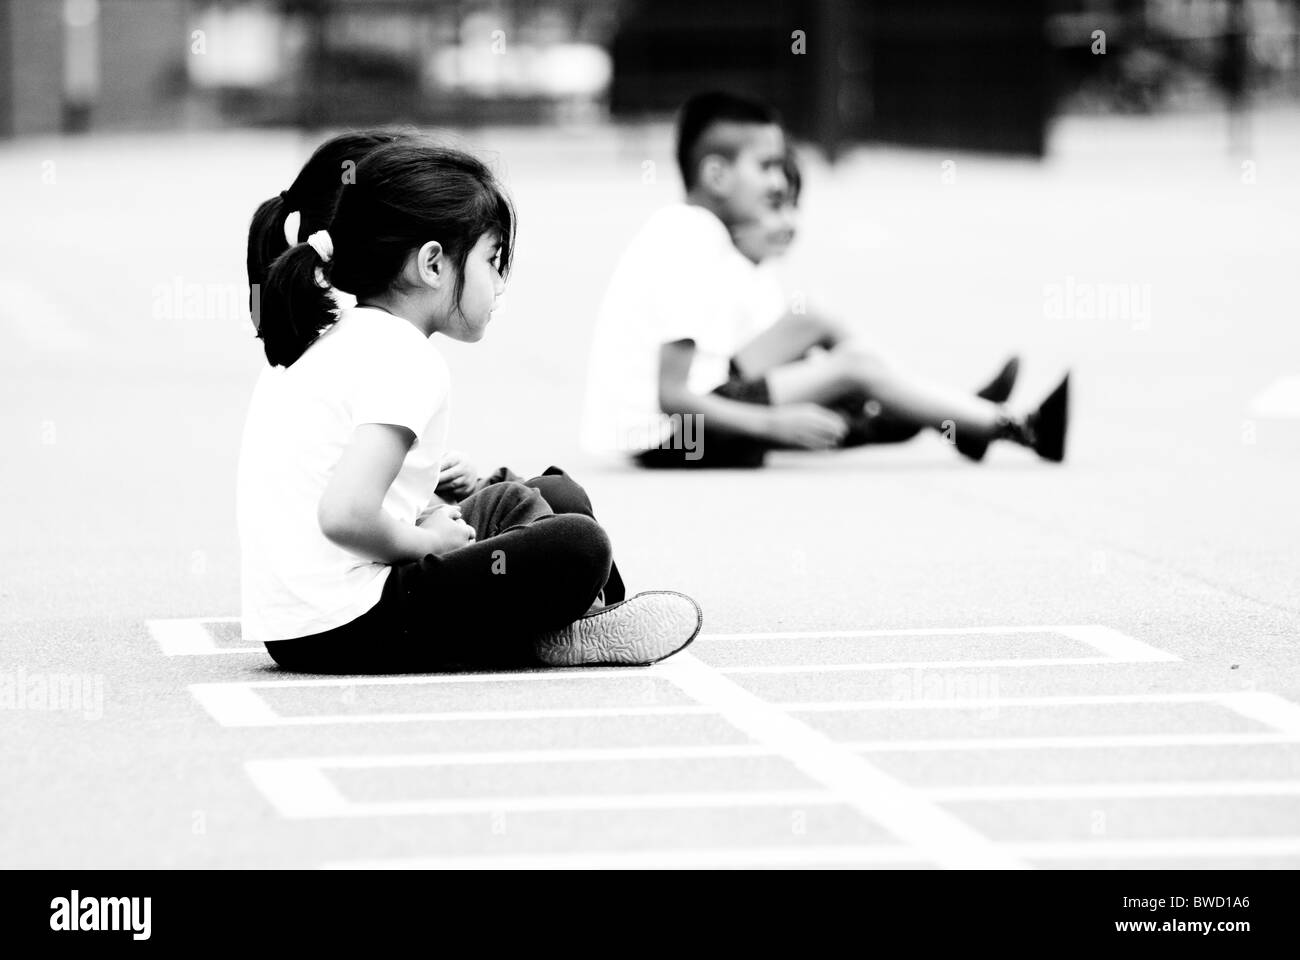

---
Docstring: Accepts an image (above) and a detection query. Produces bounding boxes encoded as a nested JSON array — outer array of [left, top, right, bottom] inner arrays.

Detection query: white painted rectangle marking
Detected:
[[149, 617, 259, 656], [1219, 692, 1300, 735], [322, 836, 1300, 870], [189, 682, 1254, 728], [847, 732, 1300, 752], [926, 780, 1300, 802], [657, 654, 1025, 870]]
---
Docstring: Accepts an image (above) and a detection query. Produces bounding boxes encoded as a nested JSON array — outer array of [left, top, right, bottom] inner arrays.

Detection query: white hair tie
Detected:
[[306, 230, 333, 263], [282, 209, 301, 247]]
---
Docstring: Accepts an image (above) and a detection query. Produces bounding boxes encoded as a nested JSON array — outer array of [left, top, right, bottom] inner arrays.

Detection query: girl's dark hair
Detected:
[[246, 130, 409, 297], [258, 140, 516, 368]]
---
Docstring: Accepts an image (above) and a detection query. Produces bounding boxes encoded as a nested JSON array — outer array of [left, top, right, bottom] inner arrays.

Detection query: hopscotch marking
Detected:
[[157, 622, 1177, 663], [323, 836, 1300, 870], [925, 780, 1300, 802], [149, 617, 258, 656], [656, 653, 1026, 870], [190, 687, 1265, 729], [244, 730, 1300, 821], [184, 623, 1179, 726], [846, 731, 1300, 752]]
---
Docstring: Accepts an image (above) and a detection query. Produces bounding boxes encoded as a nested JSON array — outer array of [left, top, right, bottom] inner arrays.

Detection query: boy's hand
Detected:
[[435, 450, 479, 501], [416, 503, 476, 555], [766, 404, 848, 450]]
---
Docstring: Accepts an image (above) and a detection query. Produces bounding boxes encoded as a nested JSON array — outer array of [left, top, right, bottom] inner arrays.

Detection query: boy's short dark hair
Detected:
[[675, 91, 779, 190]]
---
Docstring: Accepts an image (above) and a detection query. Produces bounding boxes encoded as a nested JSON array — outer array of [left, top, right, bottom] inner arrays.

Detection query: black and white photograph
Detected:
[[1, 0, 1297, 930]]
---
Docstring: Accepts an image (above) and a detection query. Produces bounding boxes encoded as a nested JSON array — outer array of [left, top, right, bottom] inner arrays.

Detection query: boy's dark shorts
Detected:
[[634, 360, 772, 469]]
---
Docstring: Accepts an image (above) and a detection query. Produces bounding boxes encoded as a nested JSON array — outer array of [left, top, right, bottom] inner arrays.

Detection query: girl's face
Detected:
[[439, 232, 506, 342]]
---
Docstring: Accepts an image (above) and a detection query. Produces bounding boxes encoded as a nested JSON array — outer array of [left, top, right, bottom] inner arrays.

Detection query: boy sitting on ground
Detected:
[[581, 91, 1067, 468]]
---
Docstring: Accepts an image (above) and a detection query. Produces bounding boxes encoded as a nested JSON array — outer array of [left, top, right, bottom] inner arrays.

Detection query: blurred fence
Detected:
[[3, 0, 1299, 155]]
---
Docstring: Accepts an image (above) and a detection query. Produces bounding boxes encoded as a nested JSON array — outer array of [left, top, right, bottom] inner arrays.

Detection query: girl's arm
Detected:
[[318, 423, 460, 563]]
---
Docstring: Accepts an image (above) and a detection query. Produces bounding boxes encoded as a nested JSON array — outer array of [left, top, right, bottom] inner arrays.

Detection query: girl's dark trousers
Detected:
[[264, 466, 624, 673]]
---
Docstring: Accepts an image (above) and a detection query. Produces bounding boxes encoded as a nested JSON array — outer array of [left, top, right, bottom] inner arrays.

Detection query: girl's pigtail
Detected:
[[257, 240, 337, 368], [246, 193, 291, 298]]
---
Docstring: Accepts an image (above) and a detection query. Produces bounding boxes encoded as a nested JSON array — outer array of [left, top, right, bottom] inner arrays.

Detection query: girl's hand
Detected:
[[416, 503, 476, 555], [435, 450, 479, 501]]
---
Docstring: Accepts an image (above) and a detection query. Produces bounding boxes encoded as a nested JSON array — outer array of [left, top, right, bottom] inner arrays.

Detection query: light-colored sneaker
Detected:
[[534, 591, 702, 667]]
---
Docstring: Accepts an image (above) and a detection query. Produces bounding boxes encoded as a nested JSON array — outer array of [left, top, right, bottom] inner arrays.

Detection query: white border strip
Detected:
[[848, 732, 1300, 752], [154, 622, 1174, 663], [148, 617, 258, 656], [190, 685, 1256, 728], [1219, 691, 1300, 735], [657, 653, 1025, 870], [926, 780, 1300, 801], [322, 836, 1300, 870], [704, 624, 1144, 641], [1057, 625, 1180, 663]]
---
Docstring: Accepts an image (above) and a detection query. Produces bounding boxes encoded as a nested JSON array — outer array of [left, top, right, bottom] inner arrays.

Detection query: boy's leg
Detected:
[[766, 343, 1004, 437], [731, 310, 849, 381]]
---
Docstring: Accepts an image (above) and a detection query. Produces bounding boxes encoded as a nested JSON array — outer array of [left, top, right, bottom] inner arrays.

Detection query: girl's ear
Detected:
[[415, 240, 445, 288]]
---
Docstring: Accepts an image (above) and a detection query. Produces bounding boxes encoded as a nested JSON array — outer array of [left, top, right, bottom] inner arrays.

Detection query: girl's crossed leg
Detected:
[[265, 481, 612, 673]]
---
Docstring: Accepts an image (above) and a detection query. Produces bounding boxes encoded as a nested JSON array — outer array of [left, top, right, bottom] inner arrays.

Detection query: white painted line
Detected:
[[202, 666, 676, 688], [926, 780, 1300, 802], [187, 681, 714, 726], [1056, 625, 1180, 663], [323, 845, 926, 870], [245, 784, 837, 820], [148, 617, 259, 656], [784, 692, 1246, 712], [1249, 374, 1300, 418], [246, 760, 351, 818], [703, 625, 1073, 641], [155, 621, 1175, 666], [189, 683, 1249, 728], [848, 732, 1300, 752], [322, 837, 1300, 870], [252, 744, 772, 770], [240, 732, 1300, 820], [1020, 836, 1300, 862], [725, 657, 1124, 675], [1219, 691, 1300, 735], [656, 653, 1025, 870], [189, 683, 284, 727]]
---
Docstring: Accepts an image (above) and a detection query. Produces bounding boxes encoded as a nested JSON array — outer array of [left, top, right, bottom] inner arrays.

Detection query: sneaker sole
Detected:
[[535, 591, 703, 667]]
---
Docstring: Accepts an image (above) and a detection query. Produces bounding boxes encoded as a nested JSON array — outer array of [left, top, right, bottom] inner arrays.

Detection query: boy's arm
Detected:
[[657, 340, 849, 449], [656, 340, 775, 440]]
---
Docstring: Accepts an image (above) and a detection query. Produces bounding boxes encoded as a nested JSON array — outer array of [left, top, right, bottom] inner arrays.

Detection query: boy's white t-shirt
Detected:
[[581, 203, 786, 455], [237, 306, 451, 644]]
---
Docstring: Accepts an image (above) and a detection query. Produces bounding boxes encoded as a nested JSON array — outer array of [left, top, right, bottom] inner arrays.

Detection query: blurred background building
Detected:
[[2, 0, 1298, 155]]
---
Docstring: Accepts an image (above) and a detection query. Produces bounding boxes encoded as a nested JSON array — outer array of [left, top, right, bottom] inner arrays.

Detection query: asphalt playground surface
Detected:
[[2, 110, 1299, 869]]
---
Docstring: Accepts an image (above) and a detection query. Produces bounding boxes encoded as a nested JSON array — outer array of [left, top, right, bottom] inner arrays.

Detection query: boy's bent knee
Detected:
[[831, 343, 892, 383]]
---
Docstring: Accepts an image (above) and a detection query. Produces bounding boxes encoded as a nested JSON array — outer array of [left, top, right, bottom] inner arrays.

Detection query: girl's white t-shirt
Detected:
[[236, 306, 451, 644]]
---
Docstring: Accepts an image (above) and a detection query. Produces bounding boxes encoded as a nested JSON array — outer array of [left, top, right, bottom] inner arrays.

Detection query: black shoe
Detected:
[[954, 426, 991, 462], [976, 356, 1020, 404], [1025, 373, 1070, 463]]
